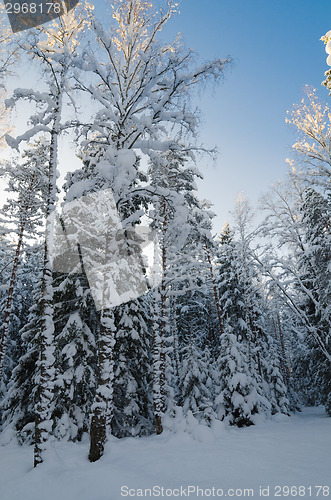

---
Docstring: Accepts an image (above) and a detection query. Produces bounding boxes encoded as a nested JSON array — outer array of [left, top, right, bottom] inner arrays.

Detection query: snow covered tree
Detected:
[[261, 337, 290, 416], [0, 244, 42, 400], [0, 138, 49, 386], [216, 327, 261, 427], [321, 30, 331, 92], [290, 188, 331, 409], [68, 0, 229, 457], [112, 295, 153, 438], [178, 343, 215, 424], [0, 255, 45, 445], [214, 222, 272, 425], [52, 264, 98, 442], [282, 88, 331, 410], [285, 88, 331, 188], [148, 148, 202, 431], [5, 2, 93, 466], [257, 172, 330, 364]]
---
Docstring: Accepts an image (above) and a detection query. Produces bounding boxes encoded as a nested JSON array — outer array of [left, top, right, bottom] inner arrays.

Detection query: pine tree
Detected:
[[112, 296, 153, 438], [0, 264, 44, 444], [0, 246, 42, 395], [262, 339, 290, 416], [292, 188, 331, 410], [52, 269, 98, 442], [69, 0, 229, 457], [215, 223, 271, 426], [0, 139, 49, 386], [216, 326, 261, 427], [178, 343, 215, 424], [148, 150, 222, 428], [5, 3, 92, 466]]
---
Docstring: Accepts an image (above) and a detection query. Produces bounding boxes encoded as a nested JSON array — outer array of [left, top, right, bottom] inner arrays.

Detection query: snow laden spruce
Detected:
[[0, 0, 329, 474]]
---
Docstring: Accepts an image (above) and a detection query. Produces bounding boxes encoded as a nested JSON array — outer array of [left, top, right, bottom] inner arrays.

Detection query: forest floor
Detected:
[[0, 407, 330, 500]]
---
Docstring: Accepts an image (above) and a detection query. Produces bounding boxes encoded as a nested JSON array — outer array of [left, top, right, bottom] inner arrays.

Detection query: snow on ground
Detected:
[[0, 407, 330, 500]]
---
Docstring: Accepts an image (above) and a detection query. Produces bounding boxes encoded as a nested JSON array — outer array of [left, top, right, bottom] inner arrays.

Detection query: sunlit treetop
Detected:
[[321, 30, 331, 67], [33, 0, 94, 54], [321, 30, 331, 92], [111, 0, 180, 59]]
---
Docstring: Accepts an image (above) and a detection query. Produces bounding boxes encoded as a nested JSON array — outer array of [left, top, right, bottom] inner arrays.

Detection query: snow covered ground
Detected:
[[0, 407, 330, 500]]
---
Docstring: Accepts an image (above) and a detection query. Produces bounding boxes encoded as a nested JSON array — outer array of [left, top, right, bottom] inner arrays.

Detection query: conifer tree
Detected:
[[112, 295, 153, 438], [0, 258, 44, 444], [291, 188, 331, 410], [69, 0, 229, 457], [5, 2, 92, 466], [0, 139, 49, 386], [52, 268, 98, 441], [178, 343, 215, 424], [215, 223, 271, 426]]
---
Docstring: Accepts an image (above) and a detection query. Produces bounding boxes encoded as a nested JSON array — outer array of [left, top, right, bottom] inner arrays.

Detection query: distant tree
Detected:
[[0, 139, 49, 386], [257, 173, 330, 364], [178, 343, 215, 424], [285, 87, 331, 187], [215, 223, 265, 426]]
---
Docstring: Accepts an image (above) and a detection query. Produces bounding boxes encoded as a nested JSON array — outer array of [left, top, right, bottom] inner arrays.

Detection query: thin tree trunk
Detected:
[[89, 217, 117, 462], [248, 301, 262, 377], [277, 314, 290, 383], [0, 223, 25, 384], [159, 239, 167, 401], [34, 241, 55, 467], [0, 174, 36, 384], [204, 240, 224, 336], [152, 286, 163, 435], [34, 103, 61, 467], [172, 296, 180, 379], [153, 198, 168, 434]]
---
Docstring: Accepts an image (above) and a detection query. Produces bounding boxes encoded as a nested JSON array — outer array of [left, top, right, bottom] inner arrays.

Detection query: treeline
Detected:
[[0, 1, 329, 467]]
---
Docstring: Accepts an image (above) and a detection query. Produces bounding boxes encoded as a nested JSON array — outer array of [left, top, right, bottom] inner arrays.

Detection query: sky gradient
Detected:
[[3, 0, 331, 234], [143, 0, 331, 232]]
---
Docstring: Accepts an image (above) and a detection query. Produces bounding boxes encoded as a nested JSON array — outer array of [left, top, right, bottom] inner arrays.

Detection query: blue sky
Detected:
[[153, 0, 331, 232], [3, 1, 331, 234], [94, 0, 331, 233]]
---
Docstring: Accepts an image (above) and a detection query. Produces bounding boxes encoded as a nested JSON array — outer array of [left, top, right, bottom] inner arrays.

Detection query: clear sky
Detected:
[[3, 1, 331, 234], [153, 0, 331, 232]]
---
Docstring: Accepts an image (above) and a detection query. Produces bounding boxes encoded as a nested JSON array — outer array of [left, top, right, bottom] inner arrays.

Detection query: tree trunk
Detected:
[[205, 240, 224, 336], [277, 314, 290, 383], [88, 309, 115, 462], [0, 174, 36, 384], [152, 199, 169, 434], [152, 284, 163, 435], [159, 240, 167, 404], [248, 301, 262, 377], [89, 408, 107, 462], [34, 242, 55, 467], [34, 105, 60, 467]]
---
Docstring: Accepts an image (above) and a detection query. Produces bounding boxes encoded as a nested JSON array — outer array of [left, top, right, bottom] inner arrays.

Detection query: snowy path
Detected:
[[0, 407, 330, 500]]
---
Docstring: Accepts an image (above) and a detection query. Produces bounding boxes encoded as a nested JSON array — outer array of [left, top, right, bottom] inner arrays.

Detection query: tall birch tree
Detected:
[[70, 0, 229, 460]]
